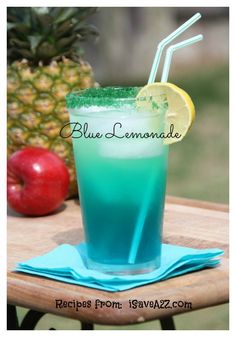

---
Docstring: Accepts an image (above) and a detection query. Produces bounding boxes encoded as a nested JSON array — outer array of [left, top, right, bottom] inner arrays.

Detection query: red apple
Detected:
[[7, 147, 70, 216]]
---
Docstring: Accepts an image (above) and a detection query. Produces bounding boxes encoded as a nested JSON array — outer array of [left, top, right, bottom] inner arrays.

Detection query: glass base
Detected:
[[86, 256, 160, 275]]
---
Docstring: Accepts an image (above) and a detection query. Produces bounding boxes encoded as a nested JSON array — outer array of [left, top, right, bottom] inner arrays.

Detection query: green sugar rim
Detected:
[[66, 87, 141, 109]]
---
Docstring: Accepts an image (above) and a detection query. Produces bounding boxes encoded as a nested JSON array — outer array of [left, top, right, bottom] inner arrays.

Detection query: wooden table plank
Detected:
[[166, 196, 229, 213], [7, 197, 229, 325]]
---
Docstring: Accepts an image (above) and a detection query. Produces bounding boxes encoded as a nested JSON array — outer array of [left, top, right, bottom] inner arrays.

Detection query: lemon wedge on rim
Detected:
[[136, 82, 195, 145]]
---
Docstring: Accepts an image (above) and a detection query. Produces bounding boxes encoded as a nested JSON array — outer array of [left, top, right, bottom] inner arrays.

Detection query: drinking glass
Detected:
[[66, 87, 168, 274]]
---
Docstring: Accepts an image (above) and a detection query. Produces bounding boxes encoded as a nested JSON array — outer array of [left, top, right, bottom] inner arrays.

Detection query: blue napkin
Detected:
[[15, 243, 223, 292]]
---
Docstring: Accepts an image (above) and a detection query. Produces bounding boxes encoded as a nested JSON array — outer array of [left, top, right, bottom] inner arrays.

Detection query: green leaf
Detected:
[[32, 7, 49, 16], [37, 41, 58, 60], [7, 7, 30, 24], [32, 7, 52, 32], [55, 20, 74, 38], [57, 35, 78, 49], [28, 35, 42, 53], [9, 38, 29, 49], [10, 47, 34, 60], [72, 7, 98, 22], [49, 7, 64, 20], [7, 22, 30, 34], [54, 8, 78, 24], [74, 23, 99, 37], [7, 22, 17, 30]]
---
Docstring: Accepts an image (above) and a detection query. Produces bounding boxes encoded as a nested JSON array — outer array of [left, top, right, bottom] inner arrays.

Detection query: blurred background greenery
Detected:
[[15, 7, 229, 330]]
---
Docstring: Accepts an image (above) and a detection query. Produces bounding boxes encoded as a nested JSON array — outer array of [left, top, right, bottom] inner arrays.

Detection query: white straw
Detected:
[[148, 13, 201, 84], [128, 15, 203, 265], [128, 172, 156, 264], [161, 34, 203, 82]]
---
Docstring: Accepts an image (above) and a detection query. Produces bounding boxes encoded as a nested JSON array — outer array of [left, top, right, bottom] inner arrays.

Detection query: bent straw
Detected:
[[148, 12, 201, 84], [161, 34, 203, 82], [128, 36, 203, 265]]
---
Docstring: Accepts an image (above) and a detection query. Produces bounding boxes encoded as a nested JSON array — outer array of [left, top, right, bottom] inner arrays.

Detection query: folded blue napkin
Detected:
[[15, 243, 223, 292]]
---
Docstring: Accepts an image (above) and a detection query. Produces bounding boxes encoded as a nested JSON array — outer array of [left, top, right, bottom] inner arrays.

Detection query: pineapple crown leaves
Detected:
[[7, 7, 99, 66]]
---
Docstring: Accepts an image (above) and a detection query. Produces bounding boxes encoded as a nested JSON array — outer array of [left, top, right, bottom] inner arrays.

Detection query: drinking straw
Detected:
[[161, 34, 203, 82], [148, 12, 201, 84], [128, 26, 203, 266], [128, 171, 157, 264]]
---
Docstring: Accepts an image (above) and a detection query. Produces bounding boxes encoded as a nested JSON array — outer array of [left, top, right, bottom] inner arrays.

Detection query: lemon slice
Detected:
[[136, 82, 195, 145]]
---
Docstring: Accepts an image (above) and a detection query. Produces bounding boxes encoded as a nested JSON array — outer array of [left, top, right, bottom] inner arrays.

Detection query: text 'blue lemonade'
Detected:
[[66, 87, 168, 274]]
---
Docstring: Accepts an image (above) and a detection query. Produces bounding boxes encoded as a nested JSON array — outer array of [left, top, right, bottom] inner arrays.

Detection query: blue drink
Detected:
[[67, 87, 168, 274]]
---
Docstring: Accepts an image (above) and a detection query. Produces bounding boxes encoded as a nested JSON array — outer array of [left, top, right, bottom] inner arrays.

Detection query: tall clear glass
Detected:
[[66, 87, 169, 274]]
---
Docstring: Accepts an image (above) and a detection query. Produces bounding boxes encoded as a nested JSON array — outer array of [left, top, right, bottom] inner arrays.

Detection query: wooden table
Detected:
[[7, 196, 229, 330]]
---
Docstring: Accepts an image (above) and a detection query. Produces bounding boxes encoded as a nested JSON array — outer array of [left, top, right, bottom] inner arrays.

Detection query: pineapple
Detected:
[[7, 7, 99, 197]]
